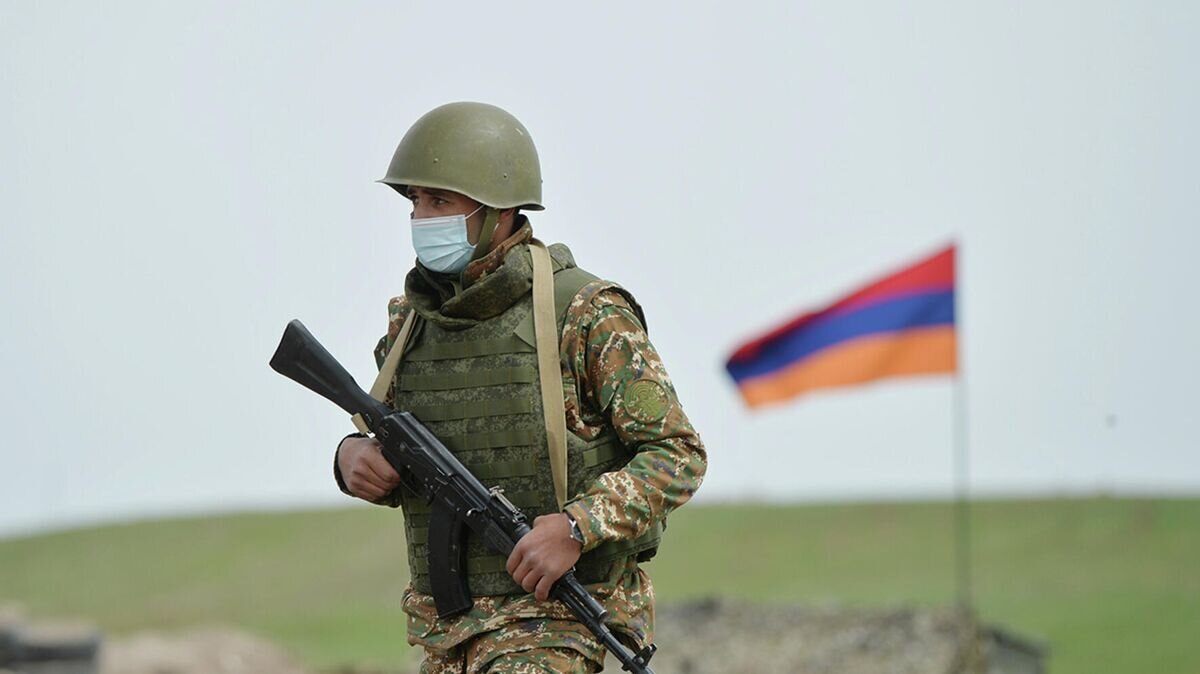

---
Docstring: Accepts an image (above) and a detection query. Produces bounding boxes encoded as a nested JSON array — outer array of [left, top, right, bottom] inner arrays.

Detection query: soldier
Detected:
[[334, 102, 707, 673]]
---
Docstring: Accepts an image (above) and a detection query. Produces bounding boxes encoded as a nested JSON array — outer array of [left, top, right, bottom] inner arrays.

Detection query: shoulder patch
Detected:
[[624, 379, 670, 423]]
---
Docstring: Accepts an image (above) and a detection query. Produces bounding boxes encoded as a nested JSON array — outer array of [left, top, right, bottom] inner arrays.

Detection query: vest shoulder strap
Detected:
[[563, 278, 649, 335], [551, 266, 599, 326], [352, 309, 417, 433], [513, 264, 599, 349], [514, 260, 649, 348]]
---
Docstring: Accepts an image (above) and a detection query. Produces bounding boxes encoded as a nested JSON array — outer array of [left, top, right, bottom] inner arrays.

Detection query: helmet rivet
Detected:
[[433, 158, 439, 163]]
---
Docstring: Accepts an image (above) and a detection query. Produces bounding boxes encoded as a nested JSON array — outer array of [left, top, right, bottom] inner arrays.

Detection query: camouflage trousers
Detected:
[[418, 619, 604, 673]]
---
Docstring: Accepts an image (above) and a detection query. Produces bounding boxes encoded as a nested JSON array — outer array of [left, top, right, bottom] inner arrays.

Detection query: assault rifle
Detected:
[[269, 320, 657, 673]]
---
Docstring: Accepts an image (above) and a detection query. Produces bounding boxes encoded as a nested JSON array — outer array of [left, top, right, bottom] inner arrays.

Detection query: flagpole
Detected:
[[953, 348, 972, 613], [952, 239, 980, 670]]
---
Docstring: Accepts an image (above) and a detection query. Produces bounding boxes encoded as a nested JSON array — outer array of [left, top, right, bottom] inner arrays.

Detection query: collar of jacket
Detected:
[[405, 219, 576, 331], [464, 216, 533, 284]]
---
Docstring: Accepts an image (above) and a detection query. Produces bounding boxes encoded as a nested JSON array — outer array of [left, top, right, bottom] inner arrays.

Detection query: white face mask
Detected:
[[411, 205, 485, 274]]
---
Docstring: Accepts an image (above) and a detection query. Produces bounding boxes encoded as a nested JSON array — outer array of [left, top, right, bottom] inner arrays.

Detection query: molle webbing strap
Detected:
[[441, 428, 538, 452], [398, 366, 537, 391], [462, 457, 540, 480], [407, 398, 533, 422], [404, 336, 532, 361], [582, 440, 626, 468], [352, 310, 418, 433], [529, 240, 569, 510], [412, 554, 509, 575]]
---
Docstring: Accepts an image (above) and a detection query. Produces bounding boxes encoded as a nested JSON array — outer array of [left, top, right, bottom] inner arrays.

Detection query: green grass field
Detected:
[[1, 498, 1196, 673]]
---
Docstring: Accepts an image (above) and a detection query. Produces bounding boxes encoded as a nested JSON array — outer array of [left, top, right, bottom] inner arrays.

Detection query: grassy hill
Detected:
[[1, 498, 1197, 673]]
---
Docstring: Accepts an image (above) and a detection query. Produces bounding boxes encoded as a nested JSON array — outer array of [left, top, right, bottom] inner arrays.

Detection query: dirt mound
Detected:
[[634, 598, 977, 674], [5, 601, 1041, 674], [99, 628, 309, 674]]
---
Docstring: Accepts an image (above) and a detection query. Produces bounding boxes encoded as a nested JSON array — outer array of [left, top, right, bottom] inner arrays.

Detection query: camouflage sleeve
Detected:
[[334, 295, 411, 507], [562, 286, 707, 552]]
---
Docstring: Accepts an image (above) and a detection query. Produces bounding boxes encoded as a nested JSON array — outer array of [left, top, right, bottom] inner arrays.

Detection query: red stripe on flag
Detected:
[[728, 244, 955, 365]]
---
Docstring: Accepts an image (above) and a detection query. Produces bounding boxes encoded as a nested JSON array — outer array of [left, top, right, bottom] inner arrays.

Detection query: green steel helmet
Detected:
[[379, 102, 544, 211]]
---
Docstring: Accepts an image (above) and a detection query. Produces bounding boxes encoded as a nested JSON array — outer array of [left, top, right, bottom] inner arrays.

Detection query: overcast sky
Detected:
[[3, 2, 1197, 537]]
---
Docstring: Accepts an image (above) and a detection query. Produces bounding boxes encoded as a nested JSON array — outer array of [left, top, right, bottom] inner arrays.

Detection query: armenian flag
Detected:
[[726, 244, 957, 408]]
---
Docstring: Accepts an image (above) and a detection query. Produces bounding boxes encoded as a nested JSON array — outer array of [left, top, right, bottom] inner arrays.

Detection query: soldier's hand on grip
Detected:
[[506, 513, 583, 602], [337, 436, 402, 503]]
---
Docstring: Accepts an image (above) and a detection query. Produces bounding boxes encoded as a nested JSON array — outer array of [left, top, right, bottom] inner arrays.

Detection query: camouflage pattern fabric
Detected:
[[402, 556, 653, 668], [557, 281, 707, 554], [418, 619, 602, 673], [343, 222, 706, 668]]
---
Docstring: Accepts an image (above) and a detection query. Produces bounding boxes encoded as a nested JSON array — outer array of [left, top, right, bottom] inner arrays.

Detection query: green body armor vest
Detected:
[[393, 259, 662, 596]]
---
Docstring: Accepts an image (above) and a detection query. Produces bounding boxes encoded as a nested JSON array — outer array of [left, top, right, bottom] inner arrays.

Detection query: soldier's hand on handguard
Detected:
[[506, 513, 583, 602], [336, 436, 402, 503]]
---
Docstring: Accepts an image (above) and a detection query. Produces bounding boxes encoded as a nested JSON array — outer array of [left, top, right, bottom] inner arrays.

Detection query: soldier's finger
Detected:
[[513, 555, 538, 585], [534, 574, 555, 602], [520, 569, 540, 594], [512, 562, 536, 589], [351, 466, 390, 492], [354, 482, 384, 501], [505, 546, 524, 575], [362, 460, 399, 490], [365, 452, 401, 483]]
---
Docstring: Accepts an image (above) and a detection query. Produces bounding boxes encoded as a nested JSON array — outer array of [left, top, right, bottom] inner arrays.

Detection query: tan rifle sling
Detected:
[[529, 240, 569, 510], [352, 310, 418, 434], [350, 243, 568, 510]]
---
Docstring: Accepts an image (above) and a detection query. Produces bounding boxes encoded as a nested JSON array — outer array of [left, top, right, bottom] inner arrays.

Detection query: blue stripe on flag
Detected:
[[727, 290, 955, 382]]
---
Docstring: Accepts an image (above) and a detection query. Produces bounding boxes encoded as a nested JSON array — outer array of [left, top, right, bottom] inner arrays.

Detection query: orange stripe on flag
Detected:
[[738, 326, 957, 408]]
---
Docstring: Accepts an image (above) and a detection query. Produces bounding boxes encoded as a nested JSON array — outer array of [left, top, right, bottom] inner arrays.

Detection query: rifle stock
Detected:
[[269, 320, 392, 429]]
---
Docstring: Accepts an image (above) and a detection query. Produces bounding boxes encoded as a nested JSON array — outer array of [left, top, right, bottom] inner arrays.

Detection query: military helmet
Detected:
[[379, 102, 544, 210]]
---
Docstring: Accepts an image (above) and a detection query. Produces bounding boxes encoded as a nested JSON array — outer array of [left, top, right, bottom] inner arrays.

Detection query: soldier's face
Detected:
[[407, 187, 487, 244]]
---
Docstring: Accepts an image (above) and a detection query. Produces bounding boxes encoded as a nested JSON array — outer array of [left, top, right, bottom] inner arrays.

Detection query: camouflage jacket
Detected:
[[337, 222, 707, 654]]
